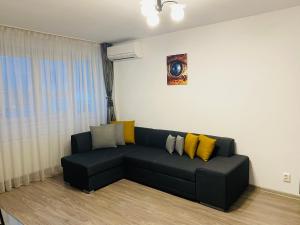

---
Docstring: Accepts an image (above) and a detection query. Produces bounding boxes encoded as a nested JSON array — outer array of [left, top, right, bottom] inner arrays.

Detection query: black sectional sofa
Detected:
[[61, 127, 249, 211]]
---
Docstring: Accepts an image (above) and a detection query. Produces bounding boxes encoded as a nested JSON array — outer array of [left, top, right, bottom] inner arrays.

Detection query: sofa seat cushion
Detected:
[[61, 146, 136, 177], [124, 145, 169, 170], [152, 154, 206, 182], [124, 145, 205, 182], [197, 155, 249, 175]]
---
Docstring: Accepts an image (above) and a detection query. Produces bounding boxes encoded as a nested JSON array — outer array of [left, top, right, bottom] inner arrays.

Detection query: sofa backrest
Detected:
[[135, 127, 235, 157], [71, 132, 92, 154], [71, 127, 235, 157], [135, 127, 185, 148]]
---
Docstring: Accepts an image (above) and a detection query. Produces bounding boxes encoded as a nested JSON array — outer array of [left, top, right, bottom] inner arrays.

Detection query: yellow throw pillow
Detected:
[[196, 135, 216, 162], [111, 120, 135, 144], [184, 133, 199, 159]]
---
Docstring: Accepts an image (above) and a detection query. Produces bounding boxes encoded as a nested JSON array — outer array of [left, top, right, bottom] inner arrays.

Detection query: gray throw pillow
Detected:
[[175, 135, 184, 156], [165, 134, 176, 154], [90, 124, 117, 149], [114, 123, 125, 145]]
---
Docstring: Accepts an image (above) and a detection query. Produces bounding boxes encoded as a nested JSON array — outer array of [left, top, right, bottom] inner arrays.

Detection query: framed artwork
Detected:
[[167, 53, 187, 85]]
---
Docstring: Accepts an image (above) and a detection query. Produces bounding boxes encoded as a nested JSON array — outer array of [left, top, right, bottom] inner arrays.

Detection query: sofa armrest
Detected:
[[196, 155, 249, 211], [71, 132, 92, 154]]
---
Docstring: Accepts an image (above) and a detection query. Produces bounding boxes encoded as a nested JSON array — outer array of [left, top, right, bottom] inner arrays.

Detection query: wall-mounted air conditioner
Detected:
[[107, 41, 142, 61]]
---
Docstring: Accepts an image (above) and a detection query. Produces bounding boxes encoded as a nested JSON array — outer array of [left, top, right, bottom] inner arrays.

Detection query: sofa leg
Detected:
[[83, 189, 94, 194]]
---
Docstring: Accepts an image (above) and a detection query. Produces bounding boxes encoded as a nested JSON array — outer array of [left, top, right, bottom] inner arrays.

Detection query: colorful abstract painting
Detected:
[[167, 53, 187, 85]]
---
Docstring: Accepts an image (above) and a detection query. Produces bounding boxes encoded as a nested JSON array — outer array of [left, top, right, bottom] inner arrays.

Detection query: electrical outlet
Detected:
[[283, 172, 291, 183]]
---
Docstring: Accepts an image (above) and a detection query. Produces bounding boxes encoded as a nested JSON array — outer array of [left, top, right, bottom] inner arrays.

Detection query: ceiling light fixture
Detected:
[[140, 0, 185, 27]]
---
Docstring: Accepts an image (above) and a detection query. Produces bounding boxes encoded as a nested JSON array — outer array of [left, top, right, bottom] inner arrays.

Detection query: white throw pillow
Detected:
[[175, 135, 184, 156], [165, 134, 176, 154]]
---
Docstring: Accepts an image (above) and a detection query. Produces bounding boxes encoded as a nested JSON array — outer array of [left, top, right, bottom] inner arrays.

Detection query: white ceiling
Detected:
[[0, 0, 300, 43]]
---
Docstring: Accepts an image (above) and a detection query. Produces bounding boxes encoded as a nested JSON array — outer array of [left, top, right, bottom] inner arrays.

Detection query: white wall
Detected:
[[114, 6, 300, 195]]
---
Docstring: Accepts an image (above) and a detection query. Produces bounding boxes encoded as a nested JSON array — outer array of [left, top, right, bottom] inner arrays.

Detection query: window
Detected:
[[0, 56, 97, 119], [40, 59, 68, 114], [73, 60, 96, 113], [0, 56, 33, 118]]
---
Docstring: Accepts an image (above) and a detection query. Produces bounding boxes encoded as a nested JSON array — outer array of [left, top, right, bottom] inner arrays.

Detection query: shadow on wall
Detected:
[[235, 141, 254, 186], [249, 160, 255, 186]]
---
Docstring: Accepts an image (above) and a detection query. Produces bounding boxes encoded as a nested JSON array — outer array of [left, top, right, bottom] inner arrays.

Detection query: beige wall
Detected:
[[114, 6, 300, 195]]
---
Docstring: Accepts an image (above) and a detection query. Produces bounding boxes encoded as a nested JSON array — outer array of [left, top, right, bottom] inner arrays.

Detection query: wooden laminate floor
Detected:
[[0, 176, 299, 225]]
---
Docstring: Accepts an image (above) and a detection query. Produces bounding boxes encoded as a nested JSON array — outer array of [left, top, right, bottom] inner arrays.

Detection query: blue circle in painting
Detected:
[[170, 61, 183, 77]]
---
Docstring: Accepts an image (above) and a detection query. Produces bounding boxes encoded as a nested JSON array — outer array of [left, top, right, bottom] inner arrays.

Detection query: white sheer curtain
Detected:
[[0, 26, 106, 193]]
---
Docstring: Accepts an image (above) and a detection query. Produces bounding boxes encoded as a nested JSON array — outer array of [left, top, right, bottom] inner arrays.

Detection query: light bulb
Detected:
[[140, 0, 156, 17], [171, 4, 185, 22], [147, 13, 160, 27]]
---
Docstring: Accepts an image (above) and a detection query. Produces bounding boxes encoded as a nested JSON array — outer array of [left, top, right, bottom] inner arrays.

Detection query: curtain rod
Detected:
[[0, 23, 100, 44]]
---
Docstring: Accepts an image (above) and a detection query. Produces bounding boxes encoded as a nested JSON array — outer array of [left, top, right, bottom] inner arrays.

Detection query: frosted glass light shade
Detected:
[[147, 13, 160, 27], [140, 0, 185, 27], [141, 0, 156, 17], [171, 4, 185, 22]]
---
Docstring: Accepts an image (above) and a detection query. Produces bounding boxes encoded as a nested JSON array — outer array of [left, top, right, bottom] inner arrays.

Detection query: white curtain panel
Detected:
[[0, 26, 106, 193]]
